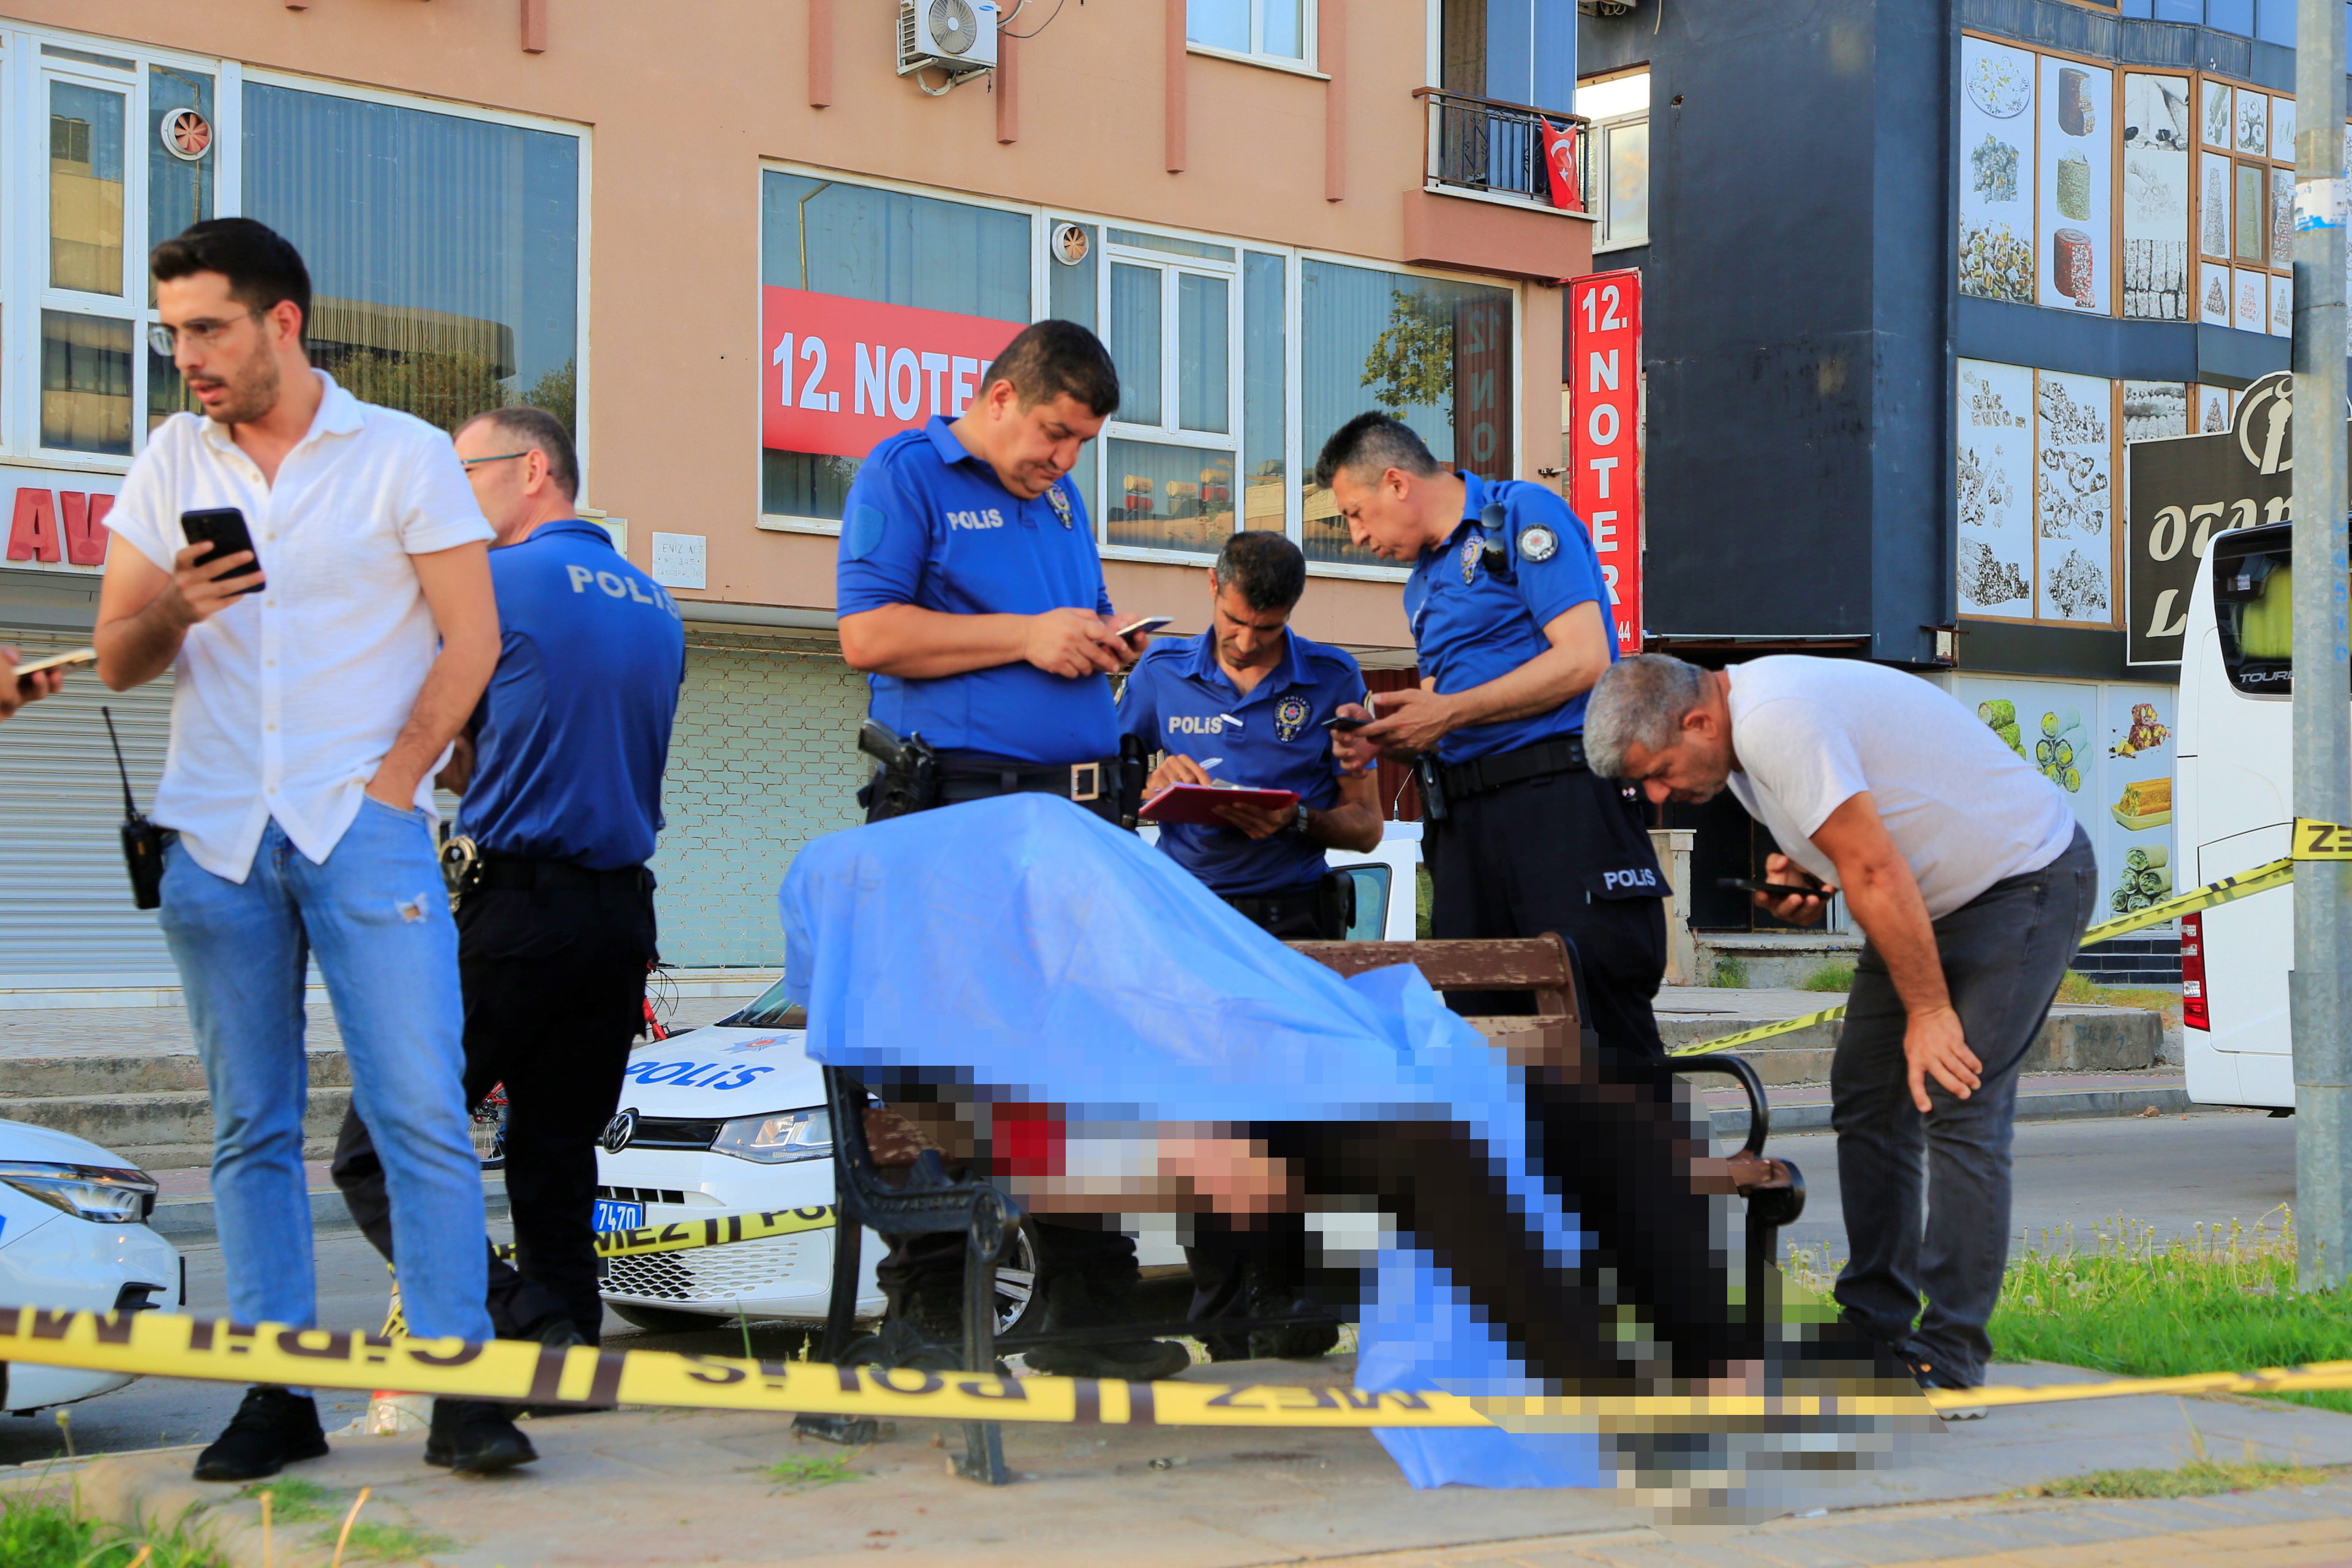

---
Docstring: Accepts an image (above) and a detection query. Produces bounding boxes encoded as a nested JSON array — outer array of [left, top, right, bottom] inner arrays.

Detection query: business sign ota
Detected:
[[1566, 270, 1642, 655], [2122, 370, 2317, 668]]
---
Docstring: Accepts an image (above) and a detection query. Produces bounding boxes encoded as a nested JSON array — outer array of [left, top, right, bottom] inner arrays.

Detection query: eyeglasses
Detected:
[[459, 451, 530, 470], [146, 312, 262, 356]]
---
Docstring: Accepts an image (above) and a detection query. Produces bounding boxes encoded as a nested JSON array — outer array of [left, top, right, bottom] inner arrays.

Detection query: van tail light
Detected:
[[2180, 913, 2209, 1031]]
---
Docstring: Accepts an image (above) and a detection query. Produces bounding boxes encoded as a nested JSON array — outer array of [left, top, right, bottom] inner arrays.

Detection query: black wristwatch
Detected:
[[1287, 802, 1311, 839]]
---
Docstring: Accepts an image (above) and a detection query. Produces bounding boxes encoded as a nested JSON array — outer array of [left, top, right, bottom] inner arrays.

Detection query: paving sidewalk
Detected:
[[26, 1355, 2352, 1567]]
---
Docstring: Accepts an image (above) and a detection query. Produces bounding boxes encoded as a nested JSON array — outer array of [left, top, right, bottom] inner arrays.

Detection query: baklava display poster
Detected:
[[2039, 56, 2113, 312], [1956, 359, 2036, 617], [2120, 74, 2190, 321], [1959, 36, 2037, 305], [2035, 369, 2114, 624]]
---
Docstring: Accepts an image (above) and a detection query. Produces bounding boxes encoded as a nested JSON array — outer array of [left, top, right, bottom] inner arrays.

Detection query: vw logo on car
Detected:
[[602, 1108, 636, 1154]]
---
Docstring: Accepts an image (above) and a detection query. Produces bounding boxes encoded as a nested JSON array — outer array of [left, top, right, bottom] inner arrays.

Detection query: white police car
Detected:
[[595, 826, 1422, 1335], [0, 1118, 181, 1415]]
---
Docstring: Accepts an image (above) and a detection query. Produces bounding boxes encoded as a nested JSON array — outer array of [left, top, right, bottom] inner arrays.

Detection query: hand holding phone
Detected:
[[1322, 714, 1367, 733], [178, 508, 265, 600], [1716, 876, 1829, 900], [1115, 615, 1173, 639], [9, 647, 96, 678]]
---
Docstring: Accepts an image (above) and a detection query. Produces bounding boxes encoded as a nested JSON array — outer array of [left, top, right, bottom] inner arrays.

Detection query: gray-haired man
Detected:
[[1585, 653, 2096, 1401]]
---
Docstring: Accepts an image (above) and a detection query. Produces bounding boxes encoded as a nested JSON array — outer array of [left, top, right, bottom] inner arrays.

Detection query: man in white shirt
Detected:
[[1585, 653, 2097, 1403], [95, 219, 533, 1479]]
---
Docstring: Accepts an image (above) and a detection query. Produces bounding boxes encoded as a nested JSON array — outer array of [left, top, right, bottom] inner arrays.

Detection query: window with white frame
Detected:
[[1186, 0, 1314, 69], [7, 28, 586, 474], [1576, 70, 1649, 251], [1102, 229, 1239, 557]]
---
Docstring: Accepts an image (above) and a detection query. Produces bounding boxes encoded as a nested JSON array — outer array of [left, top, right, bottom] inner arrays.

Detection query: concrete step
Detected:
[[0, 1050, 349, 1099], [0, 1086, 352, 1161], [1705, 1070, 2196, 1140], [1657, 1004, 2161, 1081]]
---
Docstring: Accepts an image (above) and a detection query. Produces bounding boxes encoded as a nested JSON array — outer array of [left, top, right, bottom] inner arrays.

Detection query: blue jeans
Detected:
[[1830, 827, 2099, 1387], [159, 799, 491, 1343]]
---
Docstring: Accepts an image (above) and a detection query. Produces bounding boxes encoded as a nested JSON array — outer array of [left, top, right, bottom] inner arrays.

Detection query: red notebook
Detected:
[[1137, 782, 1300, 826]]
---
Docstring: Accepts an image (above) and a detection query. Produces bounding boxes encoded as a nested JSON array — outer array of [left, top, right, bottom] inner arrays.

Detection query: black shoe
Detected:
[[1901, 1352, 1987, 1420], [518, 1317, 611, 1418], [1249, 1300, 1341, 1362], [192, 1386, 329, 1482], [424, 1400, 539, 1474], [1027, 1336, 1193, 1381]]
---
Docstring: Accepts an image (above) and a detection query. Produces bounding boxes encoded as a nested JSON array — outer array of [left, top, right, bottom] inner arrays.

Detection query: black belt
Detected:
[[1438, 735, 1587, 802], [1221, 884, 1326, 923], [477, 856, 654, 893], [934, 752, 1117, 805]]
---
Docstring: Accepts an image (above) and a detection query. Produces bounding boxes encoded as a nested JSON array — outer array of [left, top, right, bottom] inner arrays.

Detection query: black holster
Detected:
[[1316, 869, 1357, 937], [856, 721, 941, 822], [1118, 734, 1148, 829], [1414, 753, 1451, 824]]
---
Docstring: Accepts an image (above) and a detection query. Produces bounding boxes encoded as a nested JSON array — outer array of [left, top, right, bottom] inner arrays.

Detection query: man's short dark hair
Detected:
[[459, 405, 581, 499], [151, 218, 312, 341], [1313, 412, 1441, 491], [980, 320, 1120, 418], [1214, 530, 1306, 612]]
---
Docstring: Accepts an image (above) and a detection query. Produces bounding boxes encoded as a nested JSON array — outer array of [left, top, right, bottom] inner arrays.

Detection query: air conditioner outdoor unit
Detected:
[[898, 0, 998, 78]]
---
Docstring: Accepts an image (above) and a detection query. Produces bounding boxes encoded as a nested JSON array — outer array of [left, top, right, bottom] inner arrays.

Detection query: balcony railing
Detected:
[[1414, 88, 1591, 216]]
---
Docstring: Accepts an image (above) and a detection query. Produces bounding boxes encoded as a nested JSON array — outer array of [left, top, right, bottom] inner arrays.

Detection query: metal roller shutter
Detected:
[[0, 628, 178, 987]]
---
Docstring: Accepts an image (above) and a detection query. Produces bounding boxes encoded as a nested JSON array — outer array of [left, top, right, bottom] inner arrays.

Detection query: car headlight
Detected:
[[0, 1162, 158, 1224], [709, 1107, 832, 1165]]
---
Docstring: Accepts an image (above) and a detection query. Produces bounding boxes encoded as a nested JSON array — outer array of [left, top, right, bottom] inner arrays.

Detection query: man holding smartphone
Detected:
[[0, 649, 68, 721], [94, 219, 531, 1480], [1585, 653, 2095, 1406], [835, 320, 1183, 1382]]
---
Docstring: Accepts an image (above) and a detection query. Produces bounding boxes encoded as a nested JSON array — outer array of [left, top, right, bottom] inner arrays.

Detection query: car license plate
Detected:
[[593, 1199, 645, 1232]]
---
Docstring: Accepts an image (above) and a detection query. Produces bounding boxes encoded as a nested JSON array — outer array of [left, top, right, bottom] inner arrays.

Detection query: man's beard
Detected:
[[197, 352, 282, 426]]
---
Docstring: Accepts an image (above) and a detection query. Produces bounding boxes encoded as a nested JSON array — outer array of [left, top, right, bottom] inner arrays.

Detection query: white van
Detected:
[[2175, 518, 2297, 1108]]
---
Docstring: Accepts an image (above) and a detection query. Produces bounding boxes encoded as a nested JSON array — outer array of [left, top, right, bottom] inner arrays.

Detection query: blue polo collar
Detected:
[[499, 518, 616, 553], [924, 415, 979, 467], [1174, 624, 1305, 709], [1423, 470, 1490, 564]]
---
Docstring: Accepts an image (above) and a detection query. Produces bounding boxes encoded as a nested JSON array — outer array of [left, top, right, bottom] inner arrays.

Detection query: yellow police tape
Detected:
[[1668, 854, 2299, 1058], [490, 1205, 839, 1264], [9, 1306, 2352, 1424]]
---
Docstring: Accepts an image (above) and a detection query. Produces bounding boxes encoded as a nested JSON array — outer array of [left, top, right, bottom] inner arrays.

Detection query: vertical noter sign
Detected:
[[1567, 270, 1643, 655]]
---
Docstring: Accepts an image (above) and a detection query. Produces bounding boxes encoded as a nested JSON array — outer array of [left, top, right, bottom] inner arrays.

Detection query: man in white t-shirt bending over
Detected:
[[1585, 654, 2095, 1401]]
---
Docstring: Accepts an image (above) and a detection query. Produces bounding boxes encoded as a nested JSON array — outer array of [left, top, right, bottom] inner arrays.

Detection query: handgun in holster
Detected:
[[1118, 734, 1148, 830], [1414, 752, 1451, 825], [856, 720, 941, 821]]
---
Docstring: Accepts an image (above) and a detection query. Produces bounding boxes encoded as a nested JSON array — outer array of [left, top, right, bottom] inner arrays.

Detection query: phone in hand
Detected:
[[1717, 875, 1830, 900], [1322, 714, 1368, 732], [1115, 615, 1174, 639], [179, 508, 265, 594], [10, 647, 96, 678]]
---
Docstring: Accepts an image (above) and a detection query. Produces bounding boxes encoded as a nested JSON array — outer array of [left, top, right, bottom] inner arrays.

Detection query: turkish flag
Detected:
[[1541, 119, 1581, 211]]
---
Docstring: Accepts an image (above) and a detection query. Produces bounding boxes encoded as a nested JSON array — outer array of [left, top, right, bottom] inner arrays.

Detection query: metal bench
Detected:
[[795, 930, 1803, 1485]]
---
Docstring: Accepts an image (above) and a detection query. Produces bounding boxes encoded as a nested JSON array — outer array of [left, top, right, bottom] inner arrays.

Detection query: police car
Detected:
[[0, 1118, 180, 1415], [597, 830, 1424, 1334]]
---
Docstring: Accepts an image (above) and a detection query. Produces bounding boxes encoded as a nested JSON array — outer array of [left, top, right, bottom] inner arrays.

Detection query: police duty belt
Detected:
[[1670, 845, 2307, 1058]]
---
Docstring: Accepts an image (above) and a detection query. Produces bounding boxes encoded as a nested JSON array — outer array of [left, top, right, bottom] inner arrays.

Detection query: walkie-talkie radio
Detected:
[[102, 707, 168, 910]]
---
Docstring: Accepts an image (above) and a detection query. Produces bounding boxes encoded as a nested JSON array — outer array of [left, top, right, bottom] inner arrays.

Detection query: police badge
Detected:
[[1045, 483, 1074, 529], [1460, 534, 1483, 584], [1518, 524, 1559, 562], [1275, 694, 1311, 741]]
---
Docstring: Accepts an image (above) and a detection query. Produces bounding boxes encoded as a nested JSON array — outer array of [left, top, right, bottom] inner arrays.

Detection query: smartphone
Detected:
[[1322, 714, 1368, 732], [10, 647, 96, 677], [1115, 615, 1174, 639], [179, 508, 264, 594], [1717, 875, 1830, 900]]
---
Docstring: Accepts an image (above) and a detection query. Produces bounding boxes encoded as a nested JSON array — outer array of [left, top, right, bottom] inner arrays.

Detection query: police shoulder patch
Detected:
[[1518, 524, 1559, 563]]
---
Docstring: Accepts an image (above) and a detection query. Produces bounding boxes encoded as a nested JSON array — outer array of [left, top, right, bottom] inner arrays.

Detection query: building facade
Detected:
[[1576, 0, 2340, 974], [0, 0, 1591, 990]]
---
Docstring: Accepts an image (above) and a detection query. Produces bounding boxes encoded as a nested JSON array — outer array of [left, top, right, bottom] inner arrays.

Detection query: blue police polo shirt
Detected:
[[1403, 472, 1613, 765], [456, 519, 685, 870], [1117, 626, 1368, 896], [835, 418, 1117, 766]]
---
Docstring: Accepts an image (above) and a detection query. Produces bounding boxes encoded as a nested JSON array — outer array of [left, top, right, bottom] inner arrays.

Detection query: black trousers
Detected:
[[1428, 765, 1668, 1067], [333, 879, 657, 1343]]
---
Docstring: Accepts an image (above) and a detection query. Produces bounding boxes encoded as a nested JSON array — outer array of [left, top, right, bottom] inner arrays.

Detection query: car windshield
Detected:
[[722, 977, 802, 1029]]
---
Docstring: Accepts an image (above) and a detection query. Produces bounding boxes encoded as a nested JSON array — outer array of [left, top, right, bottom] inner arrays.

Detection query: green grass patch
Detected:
[[2027, 1455, 2331, 1499], [2055, 970, 2180, 1016], [1798, 962, 1855, 992], [0, 1492, 230, 1568], [1708, 954, 1750, 989], [766, 1452, 864, 1490], [1414, 864, 1433, 941], [236, 1476, 345, 1524], [328, 1518, 457, 1561]]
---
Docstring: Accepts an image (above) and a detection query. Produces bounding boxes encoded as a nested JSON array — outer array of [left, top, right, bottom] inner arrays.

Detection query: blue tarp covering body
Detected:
[[779, 794, 1605, 1488]]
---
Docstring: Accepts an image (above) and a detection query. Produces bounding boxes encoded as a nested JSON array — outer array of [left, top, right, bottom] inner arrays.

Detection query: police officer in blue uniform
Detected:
[[1314, 412, 1668, 1068], [333, 408, 684, 1383], [1115, 530, 1382, 1359], [1117, 531, 1383, 941], [835, 320, 1189, 1383]]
